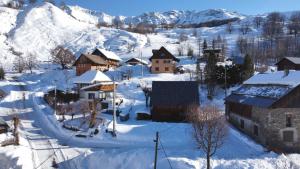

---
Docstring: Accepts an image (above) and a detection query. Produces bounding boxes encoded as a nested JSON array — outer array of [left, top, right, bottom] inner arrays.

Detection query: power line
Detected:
[[158, 136, 173, 169]]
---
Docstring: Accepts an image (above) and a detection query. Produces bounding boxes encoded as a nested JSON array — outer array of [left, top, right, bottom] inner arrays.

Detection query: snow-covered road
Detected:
[[3, 79, 78, 169]]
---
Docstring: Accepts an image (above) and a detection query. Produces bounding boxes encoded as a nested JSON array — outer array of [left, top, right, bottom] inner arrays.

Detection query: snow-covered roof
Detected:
[[97, 48, 122, 61], [244, 71, 300, 87], [73, 70, 112, 84], [125, 57, 148, 65], [81, 81, 117, 90], [278, 57, 300, 64]]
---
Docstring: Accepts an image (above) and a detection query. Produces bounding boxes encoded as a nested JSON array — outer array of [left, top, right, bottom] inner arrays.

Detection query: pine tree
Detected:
[[242, 54, 254, 81], [203, 39, 208, 54], [0, 67, 5, 80], [205, 52, 218, 99]]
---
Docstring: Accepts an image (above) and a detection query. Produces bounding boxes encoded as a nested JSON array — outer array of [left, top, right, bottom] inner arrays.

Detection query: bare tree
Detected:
[[29, 0, 37, 4], [179, 32, 188, 42], [79, 100, 90, 118], [12, 116, 20, 145], [226, 22, 233, 34], [253, 16, 264, 28], [288, 12, 300, 36], [187, 105, 228, 169], [187, 44, 194, 58], [239, 21, 251, 35], [25, 54, 38, 73], [13, 55, 26, 73], [51, 46, 76, 69], [262, 12, 285, 39]]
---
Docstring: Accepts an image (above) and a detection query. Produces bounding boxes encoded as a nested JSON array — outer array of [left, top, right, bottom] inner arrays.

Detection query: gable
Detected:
[[73, 54, 92, 66], [73, 54, 107, 66], [272, 84, 300, 108], [149, 47, 179, 62]]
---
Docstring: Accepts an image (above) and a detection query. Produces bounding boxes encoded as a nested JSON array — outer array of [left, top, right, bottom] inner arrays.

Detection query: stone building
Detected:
[[149, 47, 180, 73], [225, 70, 300, 153]]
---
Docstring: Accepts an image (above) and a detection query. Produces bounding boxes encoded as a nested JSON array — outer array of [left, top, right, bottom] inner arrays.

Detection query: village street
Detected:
[[0, 77, 83, 169]]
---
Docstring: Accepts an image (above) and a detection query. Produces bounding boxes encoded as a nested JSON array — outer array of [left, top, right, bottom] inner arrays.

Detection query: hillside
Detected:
[[68, 6, 245, 26]]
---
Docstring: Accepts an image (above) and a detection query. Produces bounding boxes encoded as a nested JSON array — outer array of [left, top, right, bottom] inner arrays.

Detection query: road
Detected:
[[3, 79, 75, 169]]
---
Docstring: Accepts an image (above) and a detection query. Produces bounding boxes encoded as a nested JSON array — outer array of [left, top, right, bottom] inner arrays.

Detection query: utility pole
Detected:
[[54, 80, 57, 115], [153, 132, 159, 169], [224, 63, 227, 97], [140, 50, 144, 78], [112, 80, 117, 137]]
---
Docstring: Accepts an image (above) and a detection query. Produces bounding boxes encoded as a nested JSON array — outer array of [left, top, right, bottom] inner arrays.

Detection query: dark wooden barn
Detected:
[[150, 81, 199, 122], [275, 57, 300, 71]]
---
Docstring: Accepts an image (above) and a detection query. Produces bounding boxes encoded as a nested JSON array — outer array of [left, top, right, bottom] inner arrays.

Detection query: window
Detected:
[[253, 125, 258, 136], [155, 67, 159, 71], [283, 130, 294, 142], [163, 60, 170, 64], [155, 60, 159, 64], [165, 67, 169, 71], [88, 93, 95, 99], [240, 119, 244, 129], [286, 114, 292, 127]]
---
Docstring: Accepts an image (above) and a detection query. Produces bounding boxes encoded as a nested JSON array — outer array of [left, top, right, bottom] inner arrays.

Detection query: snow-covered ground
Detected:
[[0, 1, 299, 169], [0, 60, 293, 169]]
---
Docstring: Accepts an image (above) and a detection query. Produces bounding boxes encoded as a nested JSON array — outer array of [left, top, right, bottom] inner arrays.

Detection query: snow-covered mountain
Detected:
[[68, 6, 245, 26], [0, 2, 147, 69]]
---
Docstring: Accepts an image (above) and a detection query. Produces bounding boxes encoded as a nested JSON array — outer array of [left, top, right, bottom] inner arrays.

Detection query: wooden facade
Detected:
[[150, 81, 199, 122], [73, 54, 108, 76], [92, 49, 120, 67], [275, 57, 300, 71], [149, 47, 179, 74]]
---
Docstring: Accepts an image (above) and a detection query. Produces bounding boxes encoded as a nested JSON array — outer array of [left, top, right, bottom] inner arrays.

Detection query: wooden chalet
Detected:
[[73, 54, 108, 76], [225, 70, 300, 153], [150, 81, 199, 122], [149, 47, 180, 73], [203, 48, 224, 62], [91, 48, 121, 68], [73, 70, 116, 101], [73, 49, 121, 76], [275, 57, 300, 71], [125, 57, 148, 66]]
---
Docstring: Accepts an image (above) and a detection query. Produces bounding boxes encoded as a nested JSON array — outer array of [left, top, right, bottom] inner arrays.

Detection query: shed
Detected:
[[151, 81, 199, 122], [275, 57, 300, 71]]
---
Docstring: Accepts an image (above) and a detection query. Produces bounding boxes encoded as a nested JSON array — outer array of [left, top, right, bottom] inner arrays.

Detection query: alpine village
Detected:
[[0, 0, 300, 169]]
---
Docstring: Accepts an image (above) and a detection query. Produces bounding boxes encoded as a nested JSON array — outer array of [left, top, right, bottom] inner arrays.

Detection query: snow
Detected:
[[234, 85, 291, 99], [244, 71, 300, 87], [97, 48, 122, 61], [125, 57, 149, 65], [68, 7, 245, 26], [0, 2, 300, 169], [73, 70, 112, 84]]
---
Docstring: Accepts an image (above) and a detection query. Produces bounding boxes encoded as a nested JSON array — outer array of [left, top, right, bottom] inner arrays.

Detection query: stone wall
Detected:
[[229, 107, 300, 153]]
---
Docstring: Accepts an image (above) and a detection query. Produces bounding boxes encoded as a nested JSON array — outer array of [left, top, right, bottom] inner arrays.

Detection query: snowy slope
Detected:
[[68, 7, 245, 26], [5, 2, 146, 64], [67, 5, 114, 25]]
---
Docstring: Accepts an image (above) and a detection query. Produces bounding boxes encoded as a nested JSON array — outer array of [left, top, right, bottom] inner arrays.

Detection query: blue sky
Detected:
[[63, 0, 300, 16]]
